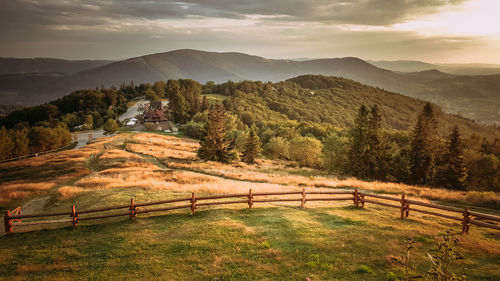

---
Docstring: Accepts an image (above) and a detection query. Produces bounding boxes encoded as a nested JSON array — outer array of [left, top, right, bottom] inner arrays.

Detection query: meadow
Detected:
[[1, 132, 499, 280]]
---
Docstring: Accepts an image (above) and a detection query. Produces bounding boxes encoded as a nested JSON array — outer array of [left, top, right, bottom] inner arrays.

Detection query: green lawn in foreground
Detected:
[[1, 188, 499, 281]]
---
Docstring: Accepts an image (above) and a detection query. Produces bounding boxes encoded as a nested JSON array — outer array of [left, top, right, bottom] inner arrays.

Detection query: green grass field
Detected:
[[1, 187, 500, 281], [203, 94, 228, 104]]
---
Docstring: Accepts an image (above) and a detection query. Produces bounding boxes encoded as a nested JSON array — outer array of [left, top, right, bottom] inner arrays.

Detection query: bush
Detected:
[[181, 121, 205, 139], [103, 119, 118, 135], [263, 137, 289, 159], [288, 136, 322, 167], [385, 272, 397, 281], [356, 265, 373, 274]]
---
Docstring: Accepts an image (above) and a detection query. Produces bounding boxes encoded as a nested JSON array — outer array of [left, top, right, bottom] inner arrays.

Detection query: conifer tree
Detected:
[[366, 105, 392, 180], [242, 125, 261, 164], [197, 103, 236, 163], [201, 95, 209, 112], [348, 104, 370, 177], [410, 103, 438, 185], [438, 126, 468, 189], [171, 90, 190, 123]]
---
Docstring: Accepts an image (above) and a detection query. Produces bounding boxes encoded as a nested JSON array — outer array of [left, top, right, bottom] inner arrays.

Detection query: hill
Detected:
[[368, 59, 500, 75], [0, 57, 112, 75], [0, 49, 499, 123], [227, 75, 493, 136], [1, 132, 499, 280]]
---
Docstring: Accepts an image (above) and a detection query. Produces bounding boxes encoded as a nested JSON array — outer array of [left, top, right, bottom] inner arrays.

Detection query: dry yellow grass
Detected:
[[0, 135, 120, 205], [127, 133, 199, 160], [0, 182, 57, 204], [2, 132, 498, 210], [169, 160, 500, 207], [57, 186, 86, 200]]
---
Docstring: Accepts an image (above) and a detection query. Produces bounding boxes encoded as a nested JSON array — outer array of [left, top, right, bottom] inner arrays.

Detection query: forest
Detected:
[[1, 75, 499, 192]]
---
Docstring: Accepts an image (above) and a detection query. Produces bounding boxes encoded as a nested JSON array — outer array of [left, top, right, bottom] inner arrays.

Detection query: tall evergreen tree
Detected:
[[201, 95, 209, 112], [348, 104, 370, 177], [438, 126, 468, 189], [410, 103, 438, 185], [197, 103, 236, 163], [366, 105, 392, 180], [242, 125, 262, 164], [171, 90, 190, 123]]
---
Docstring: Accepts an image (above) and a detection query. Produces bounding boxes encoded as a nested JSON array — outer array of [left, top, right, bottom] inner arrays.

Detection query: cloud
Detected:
[[1, 0, 498, 64]]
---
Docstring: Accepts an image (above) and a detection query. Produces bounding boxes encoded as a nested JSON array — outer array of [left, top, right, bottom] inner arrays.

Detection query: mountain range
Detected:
[[1, 49, 499, 124]]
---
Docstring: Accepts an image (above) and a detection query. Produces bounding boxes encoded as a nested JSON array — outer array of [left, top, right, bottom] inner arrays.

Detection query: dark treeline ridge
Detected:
[[1, 75, 499, 193]]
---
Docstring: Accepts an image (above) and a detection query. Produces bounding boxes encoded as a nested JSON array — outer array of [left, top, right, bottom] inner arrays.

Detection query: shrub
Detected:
[[385, 272, 397, 281], [181, 121, 205, 139], [288, 136, 322, 167], [356, 265, 373, 274], [103, 119, 118, 135], [263, 136, 289, 159]]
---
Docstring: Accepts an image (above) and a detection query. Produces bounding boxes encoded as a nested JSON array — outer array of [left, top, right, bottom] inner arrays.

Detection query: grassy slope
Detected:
[[1, 132, 499, 280]]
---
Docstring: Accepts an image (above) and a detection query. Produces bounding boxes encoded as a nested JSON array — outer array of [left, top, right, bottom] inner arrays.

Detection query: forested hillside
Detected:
[[1, 49, 499, 124]]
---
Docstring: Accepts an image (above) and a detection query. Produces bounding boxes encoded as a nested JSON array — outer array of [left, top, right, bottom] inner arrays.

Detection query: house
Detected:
[[143, 108, 168, 123], [150, 101, 163, 110]]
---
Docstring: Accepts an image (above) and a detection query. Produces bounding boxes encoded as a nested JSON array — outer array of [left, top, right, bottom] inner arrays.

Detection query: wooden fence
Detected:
[[4, 188, 500, 234]]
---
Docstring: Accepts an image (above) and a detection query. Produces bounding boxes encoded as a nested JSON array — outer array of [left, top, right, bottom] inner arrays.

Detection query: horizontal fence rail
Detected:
[[4, 188, 500, 234]]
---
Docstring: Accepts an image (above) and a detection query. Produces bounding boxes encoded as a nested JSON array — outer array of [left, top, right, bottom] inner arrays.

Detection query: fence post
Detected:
[[360, 194, 365, 208], [354, 189, 359, 207], [404, 194, 410, 218], [71, 205, 78, 227], [248, 189, 253, 210], [301, 188, 306, 208], [129, 198, 136, 220], [4, 211, 12, 233], [191, 192, 196, 214], [400, 193, 406, 218], [462, 208, 471, 234]]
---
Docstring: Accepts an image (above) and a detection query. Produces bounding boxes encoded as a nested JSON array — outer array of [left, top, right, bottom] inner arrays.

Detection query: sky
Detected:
[[1, 0, 500, 64]]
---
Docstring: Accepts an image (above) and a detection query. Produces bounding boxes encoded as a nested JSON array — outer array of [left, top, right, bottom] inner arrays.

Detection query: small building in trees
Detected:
[[143, 108, 168, 123], [142, 101, 170, 130], [150, 101, 163, 110]]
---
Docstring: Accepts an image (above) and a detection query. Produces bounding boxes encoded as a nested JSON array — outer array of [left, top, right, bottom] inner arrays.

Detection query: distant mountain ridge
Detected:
[[0, 49, 499, 124], [368, 59, 500, 75], [0, 58, 113, 75]]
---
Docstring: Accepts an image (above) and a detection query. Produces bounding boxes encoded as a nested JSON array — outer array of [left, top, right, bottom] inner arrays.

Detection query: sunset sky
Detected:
[[1, 0, 499, 63]]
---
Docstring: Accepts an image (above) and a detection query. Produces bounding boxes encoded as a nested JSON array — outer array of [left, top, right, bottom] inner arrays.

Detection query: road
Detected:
[[73, 99, 148, 149]]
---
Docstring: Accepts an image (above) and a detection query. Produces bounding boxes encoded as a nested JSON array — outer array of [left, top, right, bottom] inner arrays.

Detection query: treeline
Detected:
[[0, 85, 132, 160], [0, 126, 72, 160], [176, 78, 500, 192], [190, 100, 500, 191], [0, 82, 147, 160]]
